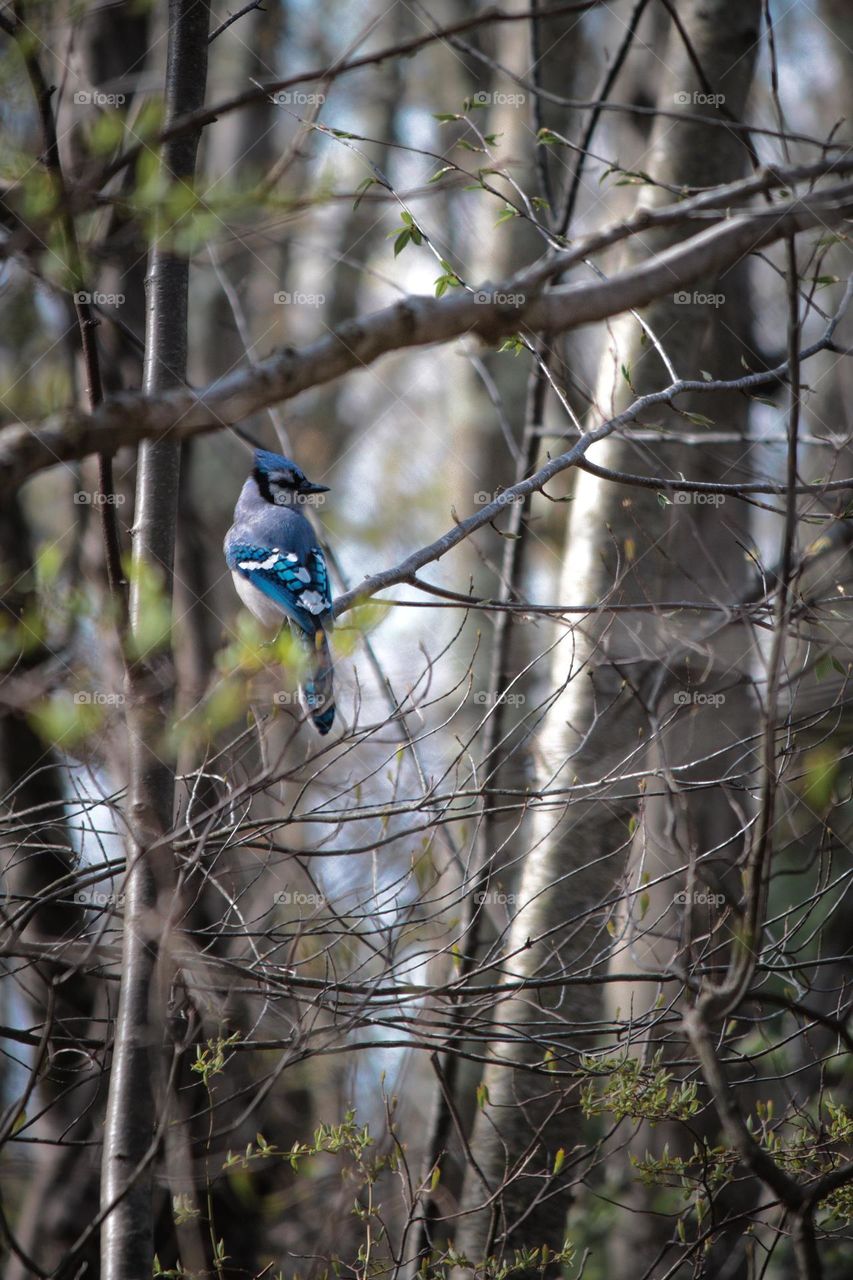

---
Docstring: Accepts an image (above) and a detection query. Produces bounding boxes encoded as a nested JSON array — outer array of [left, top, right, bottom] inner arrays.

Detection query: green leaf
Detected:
[[353, 177, 375, 210], [802, 745, 839, 813], [88, 111, 126, 156], [814, 653, 845, 682], [815, 653, 833, 682], [123, 557, 171, 660], [29, 693, 104, 749], [498, 335, 525, 356]]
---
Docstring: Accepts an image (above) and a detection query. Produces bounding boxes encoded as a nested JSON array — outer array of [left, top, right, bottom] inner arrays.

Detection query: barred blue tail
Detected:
[[294, 625, 335, 735]]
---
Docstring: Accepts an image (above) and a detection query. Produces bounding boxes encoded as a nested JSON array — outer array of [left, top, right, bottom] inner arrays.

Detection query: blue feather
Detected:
[[226, 542, 333, 635], [224, 455, 336, 734]]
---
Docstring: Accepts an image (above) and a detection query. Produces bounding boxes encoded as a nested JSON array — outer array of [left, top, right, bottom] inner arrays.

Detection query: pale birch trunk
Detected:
[[456, 2, 763, 1266]]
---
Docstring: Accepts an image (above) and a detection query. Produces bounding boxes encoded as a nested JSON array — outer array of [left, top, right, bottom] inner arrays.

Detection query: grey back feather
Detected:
[[225, 478, 318, 560]]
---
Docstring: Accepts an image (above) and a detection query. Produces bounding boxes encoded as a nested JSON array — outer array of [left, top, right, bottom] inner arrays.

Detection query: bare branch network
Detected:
[[1, 3, 853, 1280]]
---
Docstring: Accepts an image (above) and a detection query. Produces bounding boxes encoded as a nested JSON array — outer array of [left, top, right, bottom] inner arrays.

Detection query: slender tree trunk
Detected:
[[100, 4, 209, 1277], [456, 2, 762, 1267], [419, 10, 598, 1253]]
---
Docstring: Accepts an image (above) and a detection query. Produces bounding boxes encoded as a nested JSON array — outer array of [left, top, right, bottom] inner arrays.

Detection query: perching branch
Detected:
[[331, 289, 852, 618]]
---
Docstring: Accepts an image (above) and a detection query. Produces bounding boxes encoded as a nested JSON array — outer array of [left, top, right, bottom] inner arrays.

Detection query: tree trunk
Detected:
[[456, 2, 762, 1268], [100, 4, 209, 1277]]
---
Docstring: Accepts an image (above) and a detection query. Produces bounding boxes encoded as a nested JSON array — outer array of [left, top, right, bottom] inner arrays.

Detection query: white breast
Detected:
[[231, 570, 284, 630]]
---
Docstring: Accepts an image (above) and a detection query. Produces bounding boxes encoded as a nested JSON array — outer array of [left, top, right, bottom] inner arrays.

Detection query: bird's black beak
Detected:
[[299, 479, 331, 494]]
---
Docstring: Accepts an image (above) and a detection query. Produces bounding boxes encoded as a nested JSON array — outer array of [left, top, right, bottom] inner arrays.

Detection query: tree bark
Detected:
[[456, 2, 763, 1268], [100, 4, 209, 1277]]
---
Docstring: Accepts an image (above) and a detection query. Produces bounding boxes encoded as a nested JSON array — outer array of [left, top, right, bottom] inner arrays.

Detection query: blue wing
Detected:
[[227, 542, 333, 633]]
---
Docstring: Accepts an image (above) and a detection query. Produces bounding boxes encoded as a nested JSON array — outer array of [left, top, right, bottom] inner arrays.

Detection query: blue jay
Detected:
[[224, 449, 335, 734]]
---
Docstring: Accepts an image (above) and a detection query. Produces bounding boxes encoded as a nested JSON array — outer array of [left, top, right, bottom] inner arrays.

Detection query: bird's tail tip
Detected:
[[296, 626, 335, 736], [312, 705, 336, 735]]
